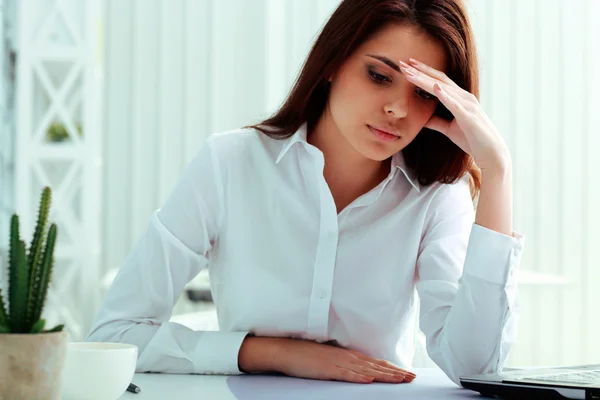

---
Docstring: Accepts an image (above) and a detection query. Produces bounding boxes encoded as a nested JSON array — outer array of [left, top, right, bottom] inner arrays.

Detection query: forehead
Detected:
[[356, 23, 448, 73]]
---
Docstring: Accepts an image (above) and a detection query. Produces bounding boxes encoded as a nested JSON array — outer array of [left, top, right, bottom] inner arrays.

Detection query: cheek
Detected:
[[330, 73, 376, 114], [412, 103, 437, 126], [399, 104, 437, 143]]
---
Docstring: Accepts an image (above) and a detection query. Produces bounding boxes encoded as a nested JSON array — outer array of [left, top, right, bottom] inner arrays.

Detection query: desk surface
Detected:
[[119, 368, 481, 399]]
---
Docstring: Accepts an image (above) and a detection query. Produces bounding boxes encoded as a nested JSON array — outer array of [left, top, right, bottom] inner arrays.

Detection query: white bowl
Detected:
[[61, 342, 138, 400]]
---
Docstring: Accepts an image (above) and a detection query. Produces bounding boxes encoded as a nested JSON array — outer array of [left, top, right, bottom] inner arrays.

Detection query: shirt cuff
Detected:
[[192, 331, 250, 375], [462, 223, 525, 286]]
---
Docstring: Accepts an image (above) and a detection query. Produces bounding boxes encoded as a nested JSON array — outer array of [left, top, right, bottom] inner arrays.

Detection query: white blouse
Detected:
[[86, 123, 524, 386]]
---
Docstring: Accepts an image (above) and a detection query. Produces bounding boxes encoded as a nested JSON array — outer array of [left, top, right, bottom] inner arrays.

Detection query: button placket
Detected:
[[306, 159, 339, 341]]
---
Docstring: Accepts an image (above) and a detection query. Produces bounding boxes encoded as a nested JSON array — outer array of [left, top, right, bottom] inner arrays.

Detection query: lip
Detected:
[[368, 125, 401, 137], [368, 125, 401, 142]]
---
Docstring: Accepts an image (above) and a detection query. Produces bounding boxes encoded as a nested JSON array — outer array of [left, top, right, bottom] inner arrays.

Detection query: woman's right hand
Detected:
[[238, 336, 416, 384]]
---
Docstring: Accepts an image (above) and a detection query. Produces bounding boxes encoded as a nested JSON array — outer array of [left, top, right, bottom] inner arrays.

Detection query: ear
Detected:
[[327, 70, 336, 83]]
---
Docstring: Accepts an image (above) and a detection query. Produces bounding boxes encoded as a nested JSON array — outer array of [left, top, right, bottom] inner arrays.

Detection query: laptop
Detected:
[[459, 364, 600, 399]]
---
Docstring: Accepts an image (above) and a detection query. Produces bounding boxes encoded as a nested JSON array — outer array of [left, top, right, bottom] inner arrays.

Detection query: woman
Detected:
[[87, 0, 524, 387]]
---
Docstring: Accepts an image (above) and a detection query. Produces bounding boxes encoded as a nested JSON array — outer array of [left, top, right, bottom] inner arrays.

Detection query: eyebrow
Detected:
[[365, 54, 401, 73]]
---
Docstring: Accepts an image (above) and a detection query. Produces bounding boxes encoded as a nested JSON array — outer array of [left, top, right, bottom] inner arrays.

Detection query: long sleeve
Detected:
[[415, 175, 525, 386], [85, 138, 249, 375]]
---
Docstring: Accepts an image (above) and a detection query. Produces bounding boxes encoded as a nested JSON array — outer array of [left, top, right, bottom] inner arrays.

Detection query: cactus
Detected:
[[0, 187, 64, 334]]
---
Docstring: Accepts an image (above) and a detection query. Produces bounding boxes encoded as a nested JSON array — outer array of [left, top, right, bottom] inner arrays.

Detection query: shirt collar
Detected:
[[275, 123, 309, 164], [275, 122, 421, 192], [391, 151, 421, 192]]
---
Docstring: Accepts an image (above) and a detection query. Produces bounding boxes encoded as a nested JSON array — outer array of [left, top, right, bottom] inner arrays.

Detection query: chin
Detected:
[[358, 145, 396, 162], [342, 125, 402, 162]]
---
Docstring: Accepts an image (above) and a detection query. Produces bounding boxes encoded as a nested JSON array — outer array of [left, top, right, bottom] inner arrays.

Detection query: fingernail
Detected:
[[409, 58, 420, 65], [400, 64, 415, 77], [399, 60, 410, 69]]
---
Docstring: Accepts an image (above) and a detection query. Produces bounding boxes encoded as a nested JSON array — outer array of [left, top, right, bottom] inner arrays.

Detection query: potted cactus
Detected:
[[0, 187, 68, 399]]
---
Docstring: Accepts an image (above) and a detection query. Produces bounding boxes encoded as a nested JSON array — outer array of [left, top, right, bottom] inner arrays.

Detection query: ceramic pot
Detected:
[[0, 330, 68, 400]]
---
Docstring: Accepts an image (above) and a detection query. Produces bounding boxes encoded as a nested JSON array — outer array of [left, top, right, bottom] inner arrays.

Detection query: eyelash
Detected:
[[367, 68, 436, 101], [368, 69, 392, 84]]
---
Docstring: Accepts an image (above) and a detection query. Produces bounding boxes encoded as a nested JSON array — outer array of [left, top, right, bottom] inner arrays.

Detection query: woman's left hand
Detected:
[[399, 58, 511, 173]]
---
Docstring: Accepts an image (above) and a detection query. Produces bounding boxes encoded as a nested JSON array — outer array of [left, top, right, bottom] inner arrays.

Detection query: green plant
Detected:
[[46, 121, 83, 142], [0, 187, 64, 334]]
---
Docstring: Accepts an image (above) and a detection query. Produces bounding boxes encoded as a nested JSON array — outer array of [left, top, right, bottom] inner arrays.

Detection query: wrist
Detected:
[[481, 157, 512, 181], [238, 336, 283, 373], [479, 148, 512, 175]]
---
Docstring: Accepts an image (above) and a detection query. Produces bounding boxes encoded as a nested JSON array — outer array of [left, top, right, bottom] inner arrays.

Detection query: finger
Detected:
[[373, 372, 410, 384], [356, 360, 412, 379], [351, 362, 408, 379], [349, 363, 407, 383], [356, 354, 417, 378], [399, 62, 473, 102], [333, 367, 374, 384], [432, 82, 469, 120], [408, 58, 460, 89], [372, 358, 417, 379]]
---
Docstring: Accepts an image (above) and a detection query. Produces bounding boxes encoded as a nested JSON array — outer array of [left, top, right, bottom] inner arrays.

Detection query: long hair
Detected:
[[248, 0, 481, 200]]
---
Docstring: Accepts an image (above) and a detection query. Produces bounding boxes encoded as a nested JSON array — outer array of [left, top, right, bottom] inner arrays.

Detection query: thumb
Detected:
[[424, 115, 450, 135]]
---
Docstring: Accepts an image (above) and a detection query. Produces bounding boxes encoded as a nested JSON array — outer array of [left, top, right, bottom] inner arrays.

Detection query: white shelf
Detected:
[[37, 47, 82, 61], [14, 0, 104, 340], [30, 143, 89, 159]]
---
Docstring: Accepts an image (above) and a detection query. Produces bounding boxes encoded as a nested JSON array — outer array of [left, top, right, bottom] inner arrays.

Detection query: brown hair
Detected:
[[248, 0, 481, 200]]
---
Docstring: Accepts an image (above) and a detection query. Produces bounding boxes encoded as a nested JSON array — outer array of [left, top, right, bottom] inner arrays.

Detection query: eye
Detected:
[[368, 67, 391, 85], [416, 88, 436, 101]]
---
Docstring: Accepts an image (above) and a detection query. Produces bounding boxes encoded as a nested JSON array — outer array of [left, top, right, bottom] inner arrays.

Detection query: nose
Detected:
[[383, 96, 409, 119], [383, 83, 411, 118]]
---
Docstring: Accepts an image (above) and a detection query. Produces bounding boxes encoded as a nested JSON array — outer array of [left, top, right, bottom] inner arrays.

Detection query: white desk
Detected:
[[119, 368, 482, 399]]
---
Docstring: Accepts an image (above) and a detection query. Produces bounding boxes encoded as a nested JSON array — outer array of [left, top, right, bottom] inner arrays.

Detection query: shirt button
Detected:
[[319, 290, 327, 299]]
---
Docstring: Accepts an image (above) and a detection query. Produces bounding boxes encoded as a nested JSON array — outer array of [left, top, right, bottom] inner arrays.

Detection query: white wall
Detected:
[[0, 0, 16, 260], [101, 0, 600, 368]]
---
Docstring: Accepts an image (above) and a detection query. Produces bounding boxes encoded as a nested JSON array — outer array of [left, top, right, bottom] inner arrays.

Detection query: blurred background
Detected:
[[0, 0, 598, 369]]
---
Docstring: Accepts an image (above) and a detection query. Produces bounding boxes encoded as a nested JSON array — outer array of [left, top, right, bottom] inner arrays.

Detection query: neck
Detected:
[[308, 112, 391, 210]]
